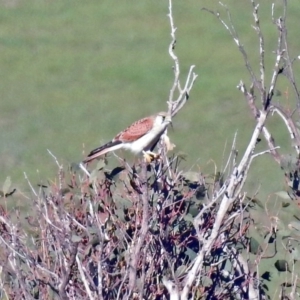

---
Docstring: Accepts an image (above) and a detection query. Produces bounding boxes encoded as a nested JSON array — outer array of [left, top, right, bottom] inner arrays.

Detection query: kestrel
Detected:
[[82, 111, 172, 164]]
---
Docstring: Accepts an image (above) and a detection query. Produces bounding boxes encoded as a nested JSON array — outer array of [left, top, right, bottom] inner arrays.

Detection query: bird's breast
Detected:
[[127, 125, 167, 153]]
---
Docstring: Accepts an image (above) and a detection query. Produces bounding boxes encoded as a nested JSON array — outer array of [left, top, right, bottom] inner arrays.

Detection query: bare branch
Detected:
[[167, 0, 198, 117], [76, 255, 95, 300], [127, 161, 149, 297], [203, 4, 258, 88], [251, 2, 266, 104], [271, 105, 300, 154], [182, 110, 268, 298], [167, 0, 180, 101], [163, 277, 180, 300], [280, 1, 300, 114]]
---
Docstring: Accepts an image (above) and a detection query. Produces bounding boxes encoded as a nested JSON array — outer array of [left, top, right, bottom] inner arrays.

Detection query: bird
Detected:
[[82, 111, 173, 165]]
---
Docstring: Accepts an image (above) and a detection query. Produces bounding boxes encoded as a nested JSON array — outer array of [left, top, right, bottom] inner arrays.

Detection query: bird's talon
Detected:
[[143, 151, 160, 163]]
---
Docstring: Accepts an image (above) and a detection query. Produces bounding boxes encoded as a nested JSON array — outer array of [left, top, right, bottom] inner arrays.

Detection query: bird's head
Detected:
[[156, 111, 172, 127]]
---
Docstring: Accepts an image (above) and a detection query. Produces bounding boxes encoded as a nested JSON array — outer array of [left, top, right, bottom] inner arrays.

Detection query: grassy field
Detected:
[[0, 0, 299, 201]]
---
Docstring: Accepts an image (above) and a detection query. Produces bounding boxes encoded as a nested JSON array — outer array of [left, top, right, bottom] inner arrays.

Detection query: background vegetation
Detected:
[[1, 0, 300, 298], [1, 0, 299, 198]]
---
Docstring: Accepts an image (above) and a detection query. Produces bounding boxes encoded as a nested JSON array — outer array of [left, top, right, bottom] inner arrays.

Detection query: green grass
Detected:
[[0, 0, 299, 200]]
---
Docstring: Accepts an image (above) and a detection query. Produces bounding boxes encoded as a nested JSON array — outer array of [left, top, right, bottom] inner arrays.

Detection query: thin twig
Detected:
[[251, 2, 266, 104], [167, 0, 197, 117]]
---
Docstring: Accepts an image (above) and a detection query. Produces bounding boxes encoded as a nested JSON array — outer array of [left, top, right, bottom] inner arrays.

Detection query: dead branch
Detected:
[[167, 0, 198, 118]]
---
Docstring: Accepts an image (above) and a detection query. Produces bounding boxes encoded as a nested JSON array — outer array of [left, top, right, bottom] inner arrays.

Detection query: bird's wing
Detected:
[[83, 140, 123, 163], [115, 116, 154, 142], [83, 115, 154, 164]]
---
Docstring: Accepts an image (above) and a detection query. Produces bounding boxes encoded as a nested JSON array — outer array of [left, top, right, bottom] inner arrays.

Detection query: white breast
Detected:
[[124, 124, 167, 154]]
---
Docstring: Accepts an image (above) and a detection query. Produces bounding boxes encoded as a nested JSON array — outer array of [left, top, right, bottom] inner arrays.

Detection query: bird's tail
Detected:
[[82, 140, 122, 164]]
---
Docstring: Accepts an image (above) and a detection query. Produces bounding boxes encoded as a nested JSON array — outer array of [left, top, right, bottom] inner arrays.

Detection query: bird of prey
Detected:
[[82, 111, 172, 164]]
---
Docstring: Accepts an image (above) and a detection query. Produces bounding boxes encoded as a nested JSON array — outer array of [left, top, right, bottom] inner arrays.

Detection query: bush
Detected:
[[1, 0, 300, 299]]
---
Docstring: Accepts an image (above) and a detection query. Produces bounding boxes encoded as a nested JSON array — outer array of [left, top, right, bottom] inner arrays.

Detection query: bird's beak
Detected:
[[166, 114, 172, 123], [166, 115, 173, 130]]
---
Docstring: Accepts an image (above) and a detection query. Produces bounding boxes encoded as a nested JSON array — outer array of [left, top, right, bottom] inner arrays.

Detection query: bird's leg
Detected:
[[142, 150, 160, 163]]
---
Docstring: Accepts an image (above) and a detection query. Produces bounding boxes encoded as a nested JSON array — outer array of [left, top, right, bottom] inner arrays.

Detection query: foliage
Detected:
[[0, 155, 277, 299], [2, 0, 300, 299], [0, 156, 225, 299], [0, 152, 299, 299]]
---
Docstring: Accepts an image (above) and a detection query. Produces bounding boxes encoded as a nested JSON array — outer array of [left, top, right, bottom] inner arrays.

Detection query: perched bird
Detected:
[[82, 111, 172, 164]]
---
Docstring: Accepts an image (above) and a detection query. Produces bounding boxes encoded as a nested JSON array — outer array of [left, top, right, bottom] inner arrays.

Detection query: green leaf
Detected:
[[60, 188, 71, 196], [187, 200, 201, 217], [249, 237, 262, 255], [96, 159, 106, 170], [70, 162, 81, 171], [185, 247, 197, 261], [108, 166, 125, 180], [151, 193, 159, 206], [246, 196, 264, 209], [195, 185, 206, 200], [280, 154, 298, 171], [175, 265, 187, 277], [89, 169, 106, 184], [149, 219, 159, 234], [275, 191, 291, 200], [274, 260, 290, 272], [182, 171, 199, 182], [201, 275, 212, 287], [115, 207, 125, 222], [71, 235, 82, 242], [87, 226, 100, 235], [115, 196, 132, 210], [183, 213, 194, 223], [109, 252, 116, 260], [248, 225, 264, 246]]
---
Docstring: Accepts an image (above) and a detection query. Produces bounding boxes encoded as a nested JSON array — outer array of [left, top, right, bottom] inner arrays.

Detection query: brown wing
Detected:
[[115, 116, 154, 142]]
